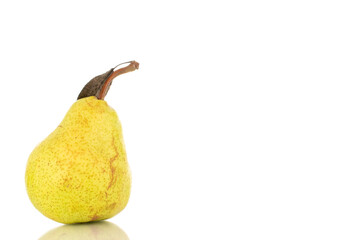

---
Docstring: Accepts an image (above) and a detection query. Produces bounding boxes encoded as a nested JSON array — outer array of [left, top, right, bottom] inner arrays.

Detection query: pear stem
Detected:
[[99, 61, 140, 100]]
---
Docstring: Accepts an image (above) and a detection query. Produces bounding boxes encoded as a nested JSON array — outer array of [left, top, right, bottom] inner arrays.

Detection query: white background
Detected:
[[0, 0, 360, 239]]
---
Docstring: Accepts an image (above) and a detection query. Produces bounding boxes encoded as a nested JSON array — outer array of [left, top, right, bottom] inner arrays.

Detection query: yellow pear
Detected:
[[25, 61, 139, 224]]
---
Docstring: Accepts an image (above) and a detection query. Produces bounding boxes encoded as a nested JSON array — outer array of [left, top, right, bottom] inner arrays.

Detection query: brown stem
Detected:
[[77, 61, 139, 100], [99, 61, 139, 100]]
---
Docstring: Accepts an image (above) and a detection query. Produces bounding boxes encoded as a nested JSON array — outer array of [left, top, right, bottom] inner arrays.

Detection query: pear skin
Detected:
[[25, 61, 139, 224]]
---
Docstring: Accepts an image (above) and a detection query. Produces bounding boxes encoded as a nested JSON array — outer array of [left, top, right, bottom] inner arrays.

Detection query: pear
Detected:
[[25, 61, 139, 224]]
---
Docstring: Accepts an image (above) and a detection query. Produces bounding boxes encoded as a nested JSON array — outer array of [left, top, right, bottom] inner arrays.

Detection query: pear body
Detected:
[[25, 96, 131, 224]]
